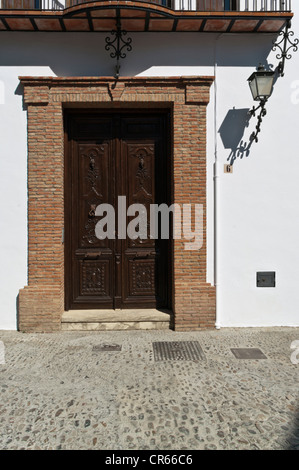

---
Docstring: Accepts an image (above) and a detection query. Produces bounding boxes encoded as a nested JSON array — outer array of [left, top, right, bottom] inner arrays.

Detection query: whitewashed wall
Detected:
[[214, 13, 299, 326], [0, 7, 298, 329]]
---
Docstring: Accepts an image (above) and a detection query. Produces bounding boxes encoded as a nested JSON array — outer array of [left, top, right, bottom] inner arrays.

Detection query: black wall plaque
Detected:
[[257, 272, 275, 287]]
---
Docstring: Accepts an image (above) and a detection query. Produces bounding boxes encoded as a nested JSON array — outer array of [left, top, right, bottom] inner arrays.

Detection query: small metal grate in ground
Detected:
[[153, 341, 206, 362], [230, 348, 267, 359], [92, 343, 122, 352]]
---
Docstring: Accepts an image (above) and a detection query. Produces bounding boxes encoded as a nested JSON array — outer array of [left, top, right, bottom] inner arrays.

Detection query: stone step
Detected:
[[61, 309, 172, 331]]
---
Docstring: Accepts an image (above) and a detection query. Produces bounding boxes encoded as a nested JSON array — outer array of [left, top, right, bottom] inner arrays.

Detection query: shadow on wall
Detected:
[[1, 32, 277, 77], [218, 107, 253, 165], [15, 82, 27, 111]]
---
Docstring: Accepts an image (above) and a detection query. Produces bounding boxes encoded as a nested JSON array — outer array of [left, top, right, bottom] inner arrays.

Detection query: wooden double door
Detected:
[[65, 111, 171, 311]]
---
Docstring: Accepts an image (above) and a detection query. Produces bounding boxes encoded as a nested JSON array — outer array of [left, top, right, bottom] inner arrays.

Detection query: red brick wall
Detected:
[[18, 76, 216, 332]]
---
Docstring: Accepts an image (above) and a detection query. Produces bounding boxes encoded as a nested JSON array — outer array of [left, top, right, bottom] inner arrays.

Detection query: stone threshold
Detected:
[[61, 309, 172, 331]]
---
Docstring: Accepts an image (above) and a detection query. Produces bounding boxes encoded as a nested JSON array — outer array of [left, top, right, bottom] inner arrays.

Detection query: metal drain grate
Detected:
[[153, 341, 205, 362], [92, 343, 122, 352], [231, 348, 267, 359]]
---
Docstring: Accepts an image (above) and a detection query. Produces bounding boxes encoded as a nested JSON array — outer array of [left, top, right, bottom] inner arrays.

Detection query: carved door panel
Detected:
[[120, 117, 169, 308], [65, 113, 170, 310], [66, 116, 115, 309]]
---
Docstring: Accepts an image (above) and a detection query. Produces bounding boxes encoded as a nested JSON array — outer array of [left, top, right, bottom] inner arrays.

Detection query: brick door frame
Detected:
[[18, 76, 216, 332]]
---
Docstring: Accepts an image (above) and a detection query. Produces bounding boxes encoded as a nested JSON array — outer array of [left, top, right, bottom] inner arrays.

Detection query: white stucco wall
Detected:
[[0, 68, 28, 329], [213, 13, 299, 327], [0, 7, 298, 329]]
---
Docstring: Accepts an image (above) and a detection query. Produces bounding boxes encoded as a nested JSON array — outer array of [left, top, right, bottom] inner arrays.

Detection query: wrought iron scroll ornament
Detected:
[[105, 18, 133, 79], [248, 20, 298, 143], [272, 20, 299, 77]]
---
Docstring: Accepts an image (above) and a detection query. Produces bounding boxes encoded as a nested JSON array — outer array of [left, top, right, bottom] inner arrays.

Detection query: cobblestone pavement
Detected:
[[0, 327, 299, 450]]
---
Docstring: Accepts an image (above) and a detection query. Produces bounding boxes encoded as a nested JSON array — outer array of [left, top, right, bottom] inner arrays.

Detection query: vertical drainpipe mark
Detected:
[[214, 33, 223, 329]]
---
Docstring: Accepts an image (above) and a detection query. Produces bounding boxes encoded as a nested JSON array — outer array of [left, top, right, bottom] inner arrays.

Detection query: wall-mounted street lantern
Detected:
[[247, 65, 275, 142], [247, 20, 298, 143]]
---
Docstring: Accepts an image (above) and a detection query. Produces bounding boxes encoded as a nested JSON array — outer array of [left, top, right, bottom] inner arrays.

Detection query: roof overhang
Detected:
[[0, 1, 293, 33]]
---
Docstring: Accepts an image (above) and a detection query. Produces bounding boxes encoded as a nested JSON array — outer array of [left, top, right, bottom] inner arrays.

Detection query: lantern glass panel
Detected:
[[249, 77, 258, 101], [256, 75, 274, 99]]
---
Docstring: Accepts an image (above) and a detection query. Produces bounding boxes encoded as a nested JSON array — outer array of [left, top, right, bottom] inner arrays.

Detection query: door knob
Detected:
[[88, 204, 96, 218]]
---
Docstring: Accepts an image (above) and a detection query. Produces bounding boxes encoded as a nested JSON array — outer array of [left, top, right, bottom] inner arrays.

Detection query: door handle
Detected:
[[132, 251, 156, 259], [84, 251, 101, 259], [88, 204, 96, 218]]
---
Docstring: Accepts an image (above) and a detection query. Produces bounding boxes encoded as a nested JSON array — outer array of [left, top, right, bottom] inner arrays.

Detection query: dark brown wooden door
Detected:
[[65, 112, 170, 310]]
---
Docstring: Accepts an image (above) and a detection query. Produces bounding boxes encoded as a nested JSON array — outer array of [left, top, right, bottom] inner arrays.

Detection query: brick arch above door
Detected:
[[18, 75, 216, 332]]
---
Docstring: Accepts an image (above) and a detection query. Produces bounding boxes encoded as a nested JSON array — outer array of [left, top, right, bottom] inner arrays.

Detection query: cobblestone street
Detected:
[[0, 327, 299, 450]]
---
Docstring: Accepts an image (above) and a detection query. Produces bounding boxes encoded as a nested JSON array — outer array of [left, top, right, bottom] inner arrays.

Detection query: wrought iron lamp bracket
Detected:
[[272, 20, 298, 77], [249, 98, 267, 143], [105, 17, 133, 79]]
